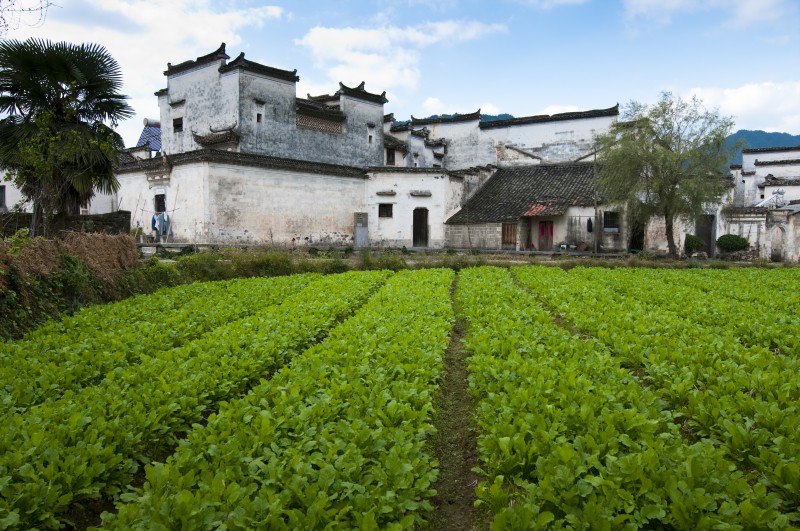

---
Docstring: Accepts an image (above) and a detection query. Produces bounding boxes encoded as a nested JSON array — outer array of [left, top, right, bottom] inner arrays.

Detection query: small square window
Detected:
[[369, 134, 373, 144], [378, 203, 393, 218], [155, 194, 167, 213], [173, 117, 183, 133], [256, 113, 262, 123], [603, 211, 620, 233]]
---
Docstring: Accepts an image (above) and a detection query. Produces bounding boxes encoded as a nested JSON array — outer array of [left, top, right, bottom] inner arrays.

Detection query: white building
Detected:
[[112, 43, 618, 249], [720, 145, 800, 260]]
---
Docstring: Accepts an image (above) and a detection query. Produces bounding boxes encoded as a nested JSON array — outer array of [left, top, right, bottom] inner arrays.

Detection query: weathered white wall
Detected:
[[645, 216, 691, 254], [86, 191, 117, 215], [762, 182, 800, 205], [423, 120, 490, 170], [1, 174, 118, 215], [238, 73, 299, 157], [118, 162, 365, 245], [405, 113, 615, 171], [757, 161, 800, 179], [721, 212, 765, 255], [741, 147, 800, 206], [366, 169, 462, 248], [157, 54, 386, 168], [117, 164, 207, 241], [208, 164, 363, 245], [159, 59, 235, 155], [482, 115, 615, 164], [0, 174, 26, 211]]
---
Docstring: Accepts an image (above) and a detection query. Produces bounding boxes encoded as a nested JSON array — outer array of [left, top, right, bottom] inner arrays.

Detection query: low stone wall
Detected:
[[0, 210, 131, 238], [446, 223, 502, 249]]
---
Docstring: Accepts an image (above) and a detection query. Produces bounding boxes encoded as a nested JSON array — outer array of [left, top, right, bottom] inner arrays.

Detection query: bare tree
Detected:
[[0, 0, 53, 36]]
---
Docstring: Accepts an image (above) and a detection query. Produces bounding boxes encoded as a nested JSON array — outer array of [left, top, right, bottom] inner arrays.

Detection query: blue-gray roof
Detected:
[[136, 124, 161, 152]]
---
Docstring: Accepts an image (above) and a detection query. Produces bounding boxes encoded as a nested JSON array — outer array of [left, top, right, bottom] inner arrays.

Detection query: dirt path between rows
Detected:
[[427, 281, 481, 530]]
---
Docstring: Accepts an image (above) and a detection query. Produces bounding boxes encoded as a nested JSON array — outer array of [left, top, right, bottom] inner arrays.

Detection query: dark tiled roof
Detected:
[[426, 138, 446, 148], [306, 93, 338, 103], [118, 151, 137, 164], [337, 82, 387, 104], [154, 88, 168, 97], [296, 99, 346, 122], [384, 135, 408, 152], [723, 206, 768, 216], [742, 170, 756, 176], [366, 167, 459, 178], [383, 113, 394, 123], [760, 176, 800, 187], [117, 150, 366, 179], [411, 110, 480, 126], [165, 43, 229, 76], [390, 122, 411, 132], [192, 129, 240, 147], [219, 52, 299, 82], [479, 104, 619, 130], [446, 162, 597, 224], [754, 158, 800, 166], [136, 124, 162, 152], [742, 145, 800, 154]]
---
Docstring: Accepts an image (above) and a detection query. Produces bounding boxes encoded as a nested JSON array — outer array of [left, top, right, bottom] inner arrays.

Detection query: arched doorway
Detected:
[[413, 208, 429, 247]]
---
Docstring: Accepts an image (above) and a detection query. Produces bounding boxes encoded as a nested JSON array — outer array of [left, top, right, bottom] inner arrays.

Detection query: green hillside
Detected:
[[727, 129, 800, 165]]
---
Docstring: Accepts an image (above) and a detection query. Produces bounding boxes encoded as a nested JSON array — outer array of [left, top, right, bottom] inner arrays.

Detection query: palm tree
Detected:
[[0, 38, 133, 236]]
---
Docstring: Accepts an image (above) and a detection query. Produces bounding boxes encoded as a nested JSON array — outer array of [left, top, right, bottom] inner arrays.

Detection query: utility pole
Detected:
[[593, 148, 599, 255]]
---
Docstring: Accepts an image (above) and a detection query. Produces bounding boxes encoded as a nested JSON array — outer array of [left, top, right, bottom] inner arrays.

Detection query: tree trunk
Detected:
[[664, 213, 677, 258], [29, 200, 42, 237]]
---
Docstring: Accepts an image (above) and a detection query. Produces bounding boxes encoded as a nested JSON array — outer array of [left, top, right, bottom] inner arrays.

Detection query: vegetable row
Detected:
[[585, 267, 800, 355], [103, 268, 455, 530], [513, 266, 800, 518], [0, 275, 318, 412], [0, 271, 388, 529], [458, 266, 786, 529]]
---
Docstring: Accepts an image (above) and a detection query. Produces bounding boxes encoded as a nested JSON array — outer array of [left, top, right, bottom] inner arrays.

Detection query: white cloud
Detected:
[[516, 0, 590, 8], [296, 20, 505, 96], [418, 97, 499, 116], [422, 97, 447, 114], [538, 104, 582, 115], [481, 103, 501, 115], [8, 0, 285, 146], [686, 81, 800, 133], [623, 0, 795, 28]]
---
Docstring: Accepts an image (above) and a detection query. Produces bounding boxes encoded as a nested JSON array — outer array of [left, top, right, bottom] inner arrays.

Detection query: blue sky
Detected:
[[9, 0, 800, 146]]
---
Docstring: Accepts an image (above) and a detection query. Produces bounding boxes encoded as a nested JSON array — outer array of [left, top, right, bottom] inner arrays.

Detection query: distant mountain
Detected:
[[480, 113, 515, 122], [726, 130, 800, 165]]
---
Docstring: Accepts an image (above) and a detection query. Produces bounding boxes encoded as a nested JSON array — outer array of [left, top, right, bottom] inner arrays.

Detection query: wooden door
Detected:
[[696, 215, 715, 254], [413, 208, 428, 247], [538, 220, 553, 251]]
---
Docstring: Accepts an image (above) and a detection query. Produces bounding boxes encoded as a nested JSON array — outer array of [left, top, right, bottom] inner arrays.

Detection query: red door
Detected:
[[538, 220, 553, 251]]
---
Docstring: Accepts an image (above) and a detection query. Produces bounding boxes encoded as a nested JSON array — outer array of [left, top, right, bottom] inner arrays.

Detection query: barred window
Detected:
[[378, 204, 393, 218]]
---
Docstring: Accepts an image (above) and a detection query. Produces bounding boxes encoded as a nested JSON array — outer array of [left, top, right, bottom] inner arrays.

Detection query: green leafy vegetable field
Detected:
[[1, 267, 798, 529]]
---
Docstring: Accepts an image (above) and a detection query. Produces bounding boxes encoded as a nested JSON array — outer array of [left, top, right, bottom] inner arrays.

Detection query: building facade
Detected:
[[110, 43, 620, 250]]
